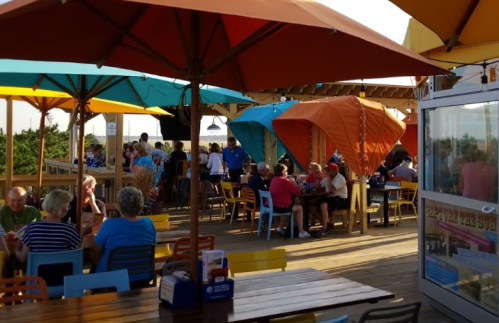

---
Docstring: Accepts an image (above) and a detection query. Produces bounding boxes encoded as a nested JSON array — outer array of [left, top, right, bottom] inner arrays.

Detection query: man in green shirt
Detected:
[[0, 187, 41, 232]]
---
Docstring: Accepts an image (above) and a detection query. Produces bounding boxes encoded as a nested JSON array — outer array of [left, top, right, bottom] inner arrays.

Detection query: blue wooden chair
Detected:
[[258, 190, 293, 240], [318, 315, 349, 323], [64, 269, 130, 298], [27, 249, 83, 299], [107, 244, 156, 289], [371, 181, 401, 224]]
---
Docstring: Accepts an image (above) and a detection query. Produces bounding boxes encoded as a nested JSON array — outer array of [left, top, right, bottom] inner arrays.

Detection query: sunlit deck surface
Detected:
[[164, 205, 456, 323]]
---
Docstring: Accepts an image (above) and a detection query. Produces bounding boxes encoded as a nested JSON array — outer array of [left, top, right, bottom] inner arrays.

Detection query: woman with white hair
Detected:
[[92, 187, 156, 284], [16, 190, 93, 263]]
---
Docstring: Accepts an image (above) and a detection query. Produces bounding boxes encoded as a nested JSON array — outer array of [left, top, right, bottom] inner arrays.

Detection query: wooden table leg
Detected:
[[383, 191, 390, 227]]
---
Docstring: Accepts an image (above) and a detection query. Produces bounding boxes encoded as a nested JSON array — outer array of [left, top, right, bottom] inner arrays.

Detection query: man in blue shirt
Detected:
[[222, 137, 249, 182]]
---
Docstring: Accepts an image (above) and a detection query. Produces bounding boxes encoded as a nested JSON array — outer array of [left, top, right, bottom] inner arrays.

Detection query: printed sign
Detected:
[[107, 122, 116, 136], [424, 199, 498, 315]]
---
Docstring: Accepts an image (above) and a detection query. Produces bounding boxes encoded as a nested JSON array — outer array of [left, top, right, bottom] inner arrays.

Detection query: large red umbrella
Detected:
[[0, 0, 448, 280]]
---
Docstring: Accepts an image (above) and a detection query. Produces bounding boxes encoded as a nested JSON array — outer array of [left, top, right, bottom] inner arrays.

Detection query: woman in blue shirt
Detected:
[[130, 143, 155, 173], [93, 187, 156, 285]]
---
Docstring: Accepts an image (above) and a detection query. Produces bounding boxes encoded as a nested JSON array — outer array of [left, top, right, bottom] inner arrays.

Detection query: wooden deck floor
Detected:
[[165, 205, 457, 323]]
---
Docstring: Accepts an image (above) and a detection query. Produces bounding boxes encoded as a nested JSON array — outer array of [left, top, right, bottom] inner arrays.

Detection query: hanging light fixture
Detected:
[[481, 62, 489, 92], [359, 79, 366, 98], [280, 90, 287, 102], [206, 116, 227, 133]]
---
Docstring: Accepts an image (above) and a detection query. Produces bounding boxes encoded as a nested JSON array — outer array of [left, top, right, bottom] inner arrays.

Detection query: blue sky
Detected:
[[0, 0, 412, 136]]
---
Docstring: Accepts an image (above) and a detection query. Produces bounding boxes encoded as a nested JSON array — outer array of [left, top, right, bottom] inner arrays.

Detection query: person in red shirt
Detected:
[[269, 163, 310, 238]]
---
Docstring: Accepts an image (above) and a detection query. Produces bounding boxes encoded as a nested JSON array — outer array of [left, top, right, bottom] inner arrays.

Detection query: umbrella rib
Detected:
[[65, 74, 80, 97], [88, 75, 105, 96], [125, 78, 147, 108], [92, 76, 129, 98], [173, 8, 192, 65], [87, 75, 119, 98], [42, 74, 78, 99], [445, 0, 480, 52], [76, 0, 183, 75], [200, 15, 221, 64], [204, 21, 286, 75], [96, 4, 150, 68]]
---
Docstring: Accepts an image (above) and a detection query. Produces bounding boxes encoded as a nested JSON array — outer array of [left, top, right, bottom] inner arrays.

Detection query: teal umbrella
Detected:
[[0, 59, 255, 232], [229, 101, 302, 170], [0, 60, 255, 107]]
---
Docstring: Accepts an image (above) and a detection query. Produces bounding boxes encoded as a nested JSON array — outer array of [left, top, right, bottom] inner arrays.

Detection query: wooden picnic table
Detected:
[[0, 268, 394, 323], [296, 191, 328, 231]]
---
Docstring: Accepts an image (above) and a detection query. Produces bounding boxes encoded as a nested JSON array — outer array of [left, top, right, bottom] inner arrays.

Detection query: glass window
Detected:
[[423, 199, 498, 315], [424, 102, 499, 203]]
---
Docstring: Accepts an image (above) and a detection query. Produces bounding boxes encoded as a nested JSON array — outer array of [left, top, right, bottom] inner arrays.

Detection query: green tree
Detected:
[[0, 125, 69, 175]]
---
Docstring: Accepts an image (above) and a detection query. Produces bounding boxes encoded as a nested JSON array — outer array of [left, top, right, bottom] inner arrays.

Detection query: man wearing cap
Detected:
[[152, 142, 167, 166], [311, 163, 347, 237], [140, 132, 153, 156], [388, 155, 417, 182]]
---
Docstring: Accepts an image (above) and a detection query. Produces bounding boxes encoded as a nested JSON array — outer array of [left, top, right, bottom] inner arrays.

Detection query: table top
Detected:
[[0, 268, 394, 323]]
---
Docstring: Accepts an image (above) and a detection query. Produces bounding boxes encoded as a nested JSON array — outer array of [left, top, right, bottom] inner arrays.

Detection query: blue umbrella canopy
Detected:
[[230, 100, 300, 168], [0, 60, 255, 107]]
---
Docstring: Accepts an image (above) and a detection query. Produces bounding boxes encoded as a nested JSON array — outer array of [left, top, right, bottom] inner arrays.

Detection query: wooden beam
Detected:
[[104, 113, 117, 168], [115, 113, 124, 201], [5, 98, 13, 193], [311, 124, 318, 163], [271, 135, 277, 166], [264, 129, 270, 165], [211, 103, 234, 120], [319, 130, 326, 166]]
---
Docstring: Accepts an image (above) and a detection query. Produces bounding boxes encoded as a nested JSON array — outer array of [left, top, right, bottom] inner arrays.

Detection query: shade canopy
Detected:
[[399, 113, 418, 162], [272, 96, 406, 176], [0, 60, 256, 107], [229, 100, 298, 165], [0, 87, 170, 115], [391, 0, 496, 52], [403, 18, 499, 70], [0, 0, 448, 93]]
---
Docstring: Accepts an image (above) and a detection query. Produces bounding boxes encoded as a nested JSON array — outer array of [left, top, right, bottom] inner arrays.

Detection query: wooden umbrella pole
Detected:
[[76, 75, 87, 234], [189, 11, 201, 283], [35, 108, 47, 207]]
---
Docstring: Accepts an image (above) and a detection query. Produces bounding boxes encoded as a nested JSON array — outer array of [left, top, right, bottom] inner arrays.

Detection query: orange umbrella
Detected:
[[272, 96, 406, 177], [399, 113, 418, 162], [0, 0, 447, 281], [391, 0, 495, 52]]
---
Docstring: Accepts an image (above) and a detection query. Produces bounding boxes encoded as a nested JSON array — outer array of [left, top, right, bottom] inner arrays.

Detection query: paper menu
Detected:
[[202, 250, 224, 283]]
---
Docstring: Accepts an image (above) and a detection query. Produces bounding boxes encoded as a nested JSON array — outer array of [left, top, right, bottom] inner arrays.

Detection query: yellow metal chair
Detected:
[[393, 182, 419, 225], [227, 249, 315, 323], [139, 214, 172, 263], [220, 182, 245, 224], [0, 199, 5, 206]]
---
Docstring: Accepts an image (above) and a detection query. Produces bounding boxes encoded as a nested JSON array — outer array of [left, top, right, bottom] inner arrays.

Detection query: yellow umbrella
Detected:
[[0, 87, 171, 205], [403, 18, 499, 70], [391, 0, 497, 52]]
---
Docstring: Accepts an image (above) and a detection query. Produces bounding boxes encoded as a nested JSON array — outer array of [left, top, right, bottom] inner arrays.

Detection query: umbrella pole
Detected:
[[76, 75, 87, 234], [36, 108, 46, 207], [189, 11, 201, 283]]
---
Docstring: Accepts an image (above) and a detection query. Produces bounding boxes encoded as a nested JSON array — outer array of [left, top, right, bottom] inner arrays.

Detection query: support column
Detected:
[[6, 98, 13, 192], [264, 129, 270, 165], [319, 131, 326, 166], [311, 125, 318, 163], [227, 103, 238, 138], [114, 113, 124, 201], [104, 113, 117, 166]]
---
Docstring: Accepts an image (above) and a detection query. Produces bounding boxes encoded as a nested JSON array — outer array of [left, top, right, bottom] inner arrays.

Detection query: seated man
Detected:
[[0, 224, 9, 259], [310, 163, 347, 237], [0, 187, 41, 232], [61, 175, 107, 224], [247, 162, 270, 221]]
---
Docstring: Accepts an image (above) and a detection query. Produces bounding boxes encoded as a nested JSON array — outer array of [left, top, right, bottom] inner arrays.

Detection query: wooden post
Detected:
[[271, 135, 277, 166], [104, 113, 117, 166], [319, 130, 326, 166], [227, 103, 238, 138], [114, 113, 124, 201], [360, 176, 368, 234], [76, 75, 87, 235], [36, 108, 47, 206], [264, 129, 270, 165], [311, 124, 318, 163], [5, 98, 13, 193]]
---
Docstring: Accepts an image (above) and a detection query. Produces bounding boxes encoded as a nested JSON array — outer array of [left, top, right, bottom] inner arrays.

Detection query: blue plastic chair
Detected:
[[258, 190, 293, 240], [318, 315, 349, 323], [27, 249, 83, 299], [371, 180, 401, 223], [107, 244, 156, 288], [176, 178, 190, 210], [64, 269, 130, 298]]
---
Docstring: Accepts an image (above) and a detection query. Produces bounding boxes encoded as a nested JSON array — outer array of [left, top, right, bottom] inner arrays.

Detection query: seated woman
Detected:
[[15, 190, 93, 287], [268, 163, 310, 238], [92, 187, 156, 285], [130, 143, 155, 173], [306, 162, 323, 187]]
